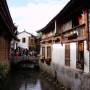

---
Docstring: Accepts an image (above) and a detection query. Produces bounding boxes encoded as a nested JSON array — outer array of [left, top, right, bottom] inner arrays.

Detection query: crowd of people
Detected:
[[10, 47, 37, 57]]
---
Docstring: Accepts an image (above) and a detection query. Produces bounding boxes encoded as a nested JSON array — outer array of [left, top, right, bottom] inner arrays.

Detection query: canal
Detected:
[[0, 69, 67, 90]]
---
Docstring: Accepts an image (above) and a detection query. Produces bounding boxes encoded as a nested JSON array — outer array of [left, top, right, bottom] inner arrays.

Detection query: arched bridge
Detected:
[[9, 56, 39, 69]]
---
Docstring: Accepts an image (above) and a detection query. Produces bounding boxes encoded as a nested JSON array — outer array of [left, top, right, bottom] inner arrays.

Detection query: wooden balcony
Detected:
[[62, 24, 86, 43]]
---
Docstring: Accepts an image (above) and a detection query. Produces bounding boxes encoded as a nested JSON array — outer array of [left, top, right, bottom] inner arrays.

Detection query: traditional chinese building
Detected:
[[16, 30, 36, 51], [37, 0, 90, 89], [0, 0, 17, 69]]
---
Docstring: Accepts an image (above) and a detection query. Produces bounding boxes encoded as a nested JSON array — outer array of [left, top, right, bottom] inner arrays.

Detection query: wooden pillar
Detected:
[[84, 9, 90, 72], [83, 9, 88, 49]]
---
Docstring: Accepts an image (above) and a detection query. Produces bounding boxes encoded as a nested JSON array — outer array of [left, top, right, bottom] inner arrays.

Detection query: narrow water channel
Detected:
[[1, 69, 66, 90]]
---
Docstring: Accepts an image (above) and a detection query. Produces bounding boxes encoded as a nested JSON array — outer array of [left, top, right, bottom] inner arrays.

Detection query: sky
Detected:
[[7, 0, 70, 35]]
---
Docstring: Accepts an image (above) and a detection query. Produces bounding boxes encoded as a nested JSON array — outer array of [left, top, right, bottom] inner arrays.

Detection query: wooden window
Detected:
[[47, 46, 51, 58], [65, 43, 70, 66], [78, 27, 84, 37], [56, 24, 62, 34], [42, 47, 45, 58], [22, 38, 26, 43], [63, 21, 72, 32]]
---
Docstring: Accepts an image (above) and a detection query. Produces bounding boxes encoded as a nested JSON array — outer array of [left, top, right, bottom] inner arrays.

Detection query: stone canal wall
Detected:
[[39, 61, 90, 90]]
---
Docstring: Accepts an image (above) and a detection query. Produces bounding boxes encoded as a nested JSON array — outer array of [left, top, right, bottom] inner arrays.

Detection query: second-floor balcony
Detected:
[[41, 23, 86, 44], [62, 24, 86, 42], [42, 31, 54, 40]]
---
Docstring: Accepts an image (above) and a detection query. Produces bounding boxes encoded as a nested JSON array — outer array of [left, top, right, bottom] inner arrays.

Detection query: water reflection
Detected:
[[1, 69, 62, 90]]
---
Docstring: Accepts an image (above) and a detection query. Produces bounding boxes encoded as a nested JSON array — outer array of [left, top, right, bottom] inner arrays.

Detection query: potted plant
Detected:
[[45, 57, 51, 65], [41, 56, 45, 63]]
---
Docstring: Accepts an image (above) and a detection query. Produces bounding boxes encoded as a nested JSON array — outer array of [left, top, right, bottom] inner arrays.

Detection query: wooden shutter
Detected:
[[47, 46, 51, 58], [65, 43, 70, 66], [42, 47, 45, 58]]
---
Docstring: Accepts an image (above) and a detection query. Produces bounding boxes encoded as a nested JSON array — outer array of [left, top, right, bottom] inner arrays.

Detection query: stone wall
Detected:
[[39, 61, 90, 90]]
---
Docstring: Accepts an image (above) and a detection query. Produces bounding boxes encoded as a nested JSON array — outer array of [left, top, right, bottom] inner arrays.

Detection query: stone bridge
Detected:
[[9, 56, 39, 69]]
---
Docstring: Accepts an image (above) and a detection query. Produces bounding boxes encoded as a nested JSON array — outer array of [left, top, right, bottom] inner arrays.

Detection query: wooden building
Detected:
[[37, 0, 90, 89], [0, 0, 17, 68]]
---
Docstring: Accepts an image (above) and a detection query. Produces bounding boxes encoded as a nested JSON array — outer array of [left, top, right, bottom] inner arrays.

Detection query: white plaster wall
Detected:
[[17, 32, 31, 49], [84, 41, 89, 73], [52, 44, 65, 66], [70, 43, 76, 69]]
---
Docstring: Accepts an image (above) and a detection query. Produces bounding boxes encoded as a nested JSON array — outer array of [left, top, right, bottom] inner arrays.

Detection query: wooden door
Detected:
[[77, 41, 84, 70]]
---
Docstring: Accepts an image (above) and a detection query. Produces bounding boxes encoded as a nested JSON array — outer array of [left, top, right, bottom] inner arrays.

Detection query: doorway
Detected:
[[76, 41, 84, 70]]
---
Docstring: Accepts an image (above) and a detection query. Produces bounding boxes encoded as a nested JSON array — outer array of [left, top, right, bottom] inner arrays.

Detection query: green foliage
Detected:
[[30, 45, 36, 51], [0, 64, 8, 80], [0, 64, 9, 89], [37, 32, 42, 37]]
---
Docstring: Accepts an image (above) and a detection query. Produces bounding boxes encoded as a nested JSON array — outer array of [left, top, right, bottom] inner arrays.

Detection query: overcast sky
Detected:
[[7, 0, 70, 35]]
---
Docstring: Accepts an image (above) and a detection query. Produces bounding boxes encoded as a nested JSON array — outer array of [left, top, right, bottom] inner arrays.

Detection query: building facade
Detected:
[[0, 0, 17, 69], [38, 0, 90, 90], [16, 30, 36, 50]]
